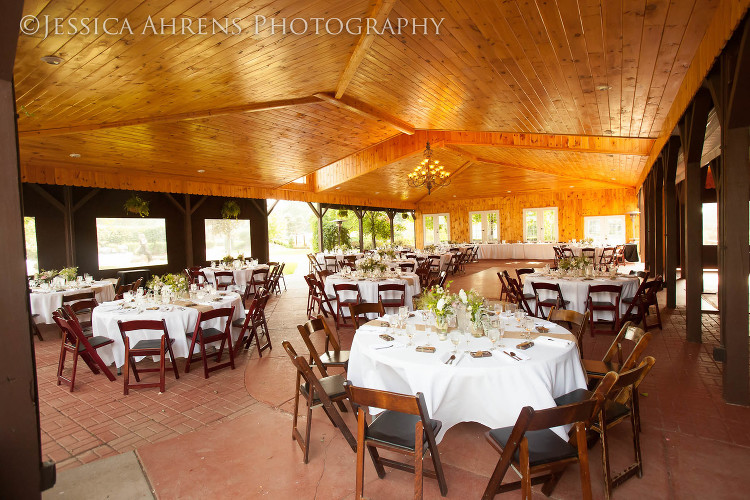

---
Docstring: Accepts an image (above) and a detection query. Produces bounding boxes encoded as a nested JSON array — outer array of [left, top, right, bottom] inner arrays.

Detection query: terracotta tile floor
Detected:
[[36, 262, 750, 499]]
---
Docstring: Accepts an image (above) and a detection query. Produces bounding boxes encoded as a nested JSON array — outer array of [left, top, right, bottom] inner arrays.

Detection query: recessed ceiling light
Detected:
[[611, 177, 616, 180], [375, 192, 379, 195], [569, 185, 575, 188], [453, 195, 456, 198], [335, 187, 341, 190], [603, 130, 613, 135], [41, 55, 63, 65], [506, 190, 511, 193], [596, 85, 612, 91], [69, 153, 80, 158], [197, 169, 205, 173]]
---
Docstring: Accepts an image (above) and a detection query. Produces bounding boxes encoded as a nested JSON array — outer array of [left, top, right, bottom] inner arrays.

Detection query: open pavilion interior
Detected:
[[2, 0, 750, 498]]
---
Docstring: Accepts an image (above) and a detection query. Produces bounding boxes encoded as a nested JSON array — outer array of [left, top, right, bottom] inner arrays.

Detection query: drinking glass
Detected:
[[523, 317, 535, 339], [406, 324, 416, 346], [398, 306, 408, 323], [487, 328, 500, 350], [449, 330, 461, 354], [515, 309, 525, 324], [424, 325, 433, 346]]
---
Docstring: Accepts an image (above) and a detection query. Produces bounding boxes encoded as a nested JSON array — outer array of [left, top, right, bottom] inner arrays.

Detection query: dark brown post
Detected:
[[663, 137, 681, 308], [0, 0, 49, 496], [653, 159, 664, 278], [680, 88, 712, 343], [354, 208, 365, 252]]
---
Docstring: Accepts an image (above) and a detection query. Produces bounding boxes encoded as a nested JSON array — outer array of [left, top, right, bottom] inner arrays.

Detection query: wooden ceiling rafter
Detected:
[[334, 0, 397, 99], [313, 92, 416, 134]]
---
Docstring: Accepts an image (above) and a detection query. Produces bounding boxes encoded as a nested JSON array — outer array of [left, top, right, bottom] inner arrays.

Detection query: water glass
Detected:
[[523, 317, 535, 339], [424, 325, 433, 346], [487, 328, 500, 350], [406, 324, 416, 346], [449, 330, 461, 353]]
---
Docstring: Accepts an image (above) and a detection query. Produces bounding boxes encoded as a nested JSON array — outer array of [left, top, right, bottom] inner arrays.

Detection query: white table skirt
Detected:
[[91, 293, 245, 368], [30, 282, 116, 324], [324, 274, 421, 316], [523, 274, 640, 319], [316, 253, 364, 266], [347, 317, 587, 441], [477, 243, 557, 261], [201, 265, 269, 288]]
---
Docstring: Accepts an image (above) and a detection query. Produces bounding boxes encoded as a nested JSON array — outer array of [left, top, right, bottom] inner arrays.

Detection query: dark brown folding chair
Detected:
[[117, 319, 180, 395], [481, 398, 601, 500], [186, 267, 209, 288], [506, 272, 535, 316], [62, 290, 96, 305], [639, 276, 663, 331], [515, 268, 535, 282], [532, 281, 570, 318], [548, 307, 589, 357], [213, 270, 236, 290], [497, 272, 513, 303], [184, 306, 236, 378], [428, 254, 442, 274], [53, 314, 116, 392], [247, 267, 269, 296], [581, 247, 596, 263], [582, 322, 652, 380], [333, 283, 362, 328], [586, 284, 622, 336], [230, 289, 272, 357], [30, 312, 44, 341], [323, 255, 340, 272], [560, 246, 575, 258], [283, 341, 356, 463], [65, 297, 98, 331], [305, 274, 337, 320], [297, 315, 350, 376], [344, 382, 448, 499], [599, 247, 616, 267], [348, 301, 386, 329], [555, 358, 656, 499], [398, 262, 416, 273], [378, 283, 405, 313]]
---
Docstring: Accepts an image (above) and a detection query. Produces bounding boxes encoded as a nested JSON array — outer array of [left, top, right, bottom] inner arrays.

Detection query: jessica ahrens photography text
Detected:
[[20, 15, 446, 40]]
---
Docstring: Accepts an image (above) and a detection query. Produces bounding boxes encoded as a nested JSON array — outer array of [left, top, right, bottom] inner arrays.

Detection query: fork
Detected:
[[444, 354, 455, 365]]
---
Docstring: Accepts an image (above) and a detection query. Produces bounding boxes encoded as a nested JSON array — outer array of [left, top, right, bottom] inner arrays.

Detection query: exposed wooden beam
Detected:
[[335, 0, 397, 98], [446, 145, 632, 189], [19, 96, 321, 137], [29, 183, 63, 211], [164, 193, 186, 214], [314, 92, 415, 135], [72, 188, 100, 212]]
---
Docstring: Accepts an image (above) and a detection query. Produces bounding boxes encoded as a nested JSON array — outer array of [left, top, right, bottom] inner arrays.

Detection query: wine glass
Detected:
[[406, 324, 416, 346], [523, 317, 535, 339], [487, 327, 500, 351], [398, 306, 408, 328], [449, 330, 461, 354], [424, 325, 433, 347]]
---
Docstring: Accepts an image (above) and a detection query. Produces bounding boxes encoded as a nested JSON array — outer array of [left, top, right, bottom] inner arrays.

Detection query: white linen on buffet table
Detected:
[[324, 273, 421, 316], [30, 282, 116, 324], [91, 292, 245, 368], [201, 265, 269, 288], [523, 274, 640, 319], [315, 253, 364, 266], [347, 316, 587, 441], [477, 243, 557, 260]]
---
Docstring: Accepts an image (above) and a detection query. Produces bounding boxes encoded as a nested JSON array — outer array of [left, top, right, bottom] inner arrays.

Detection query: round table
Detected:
[[316, 253, 364, 267], [523, 273, 640, 319], [201, 265, 269, 288], [30, 281, 116, 324], [324, 273, 421, 316], [91, 292, 245, 368], [347, 315, 586, 441]]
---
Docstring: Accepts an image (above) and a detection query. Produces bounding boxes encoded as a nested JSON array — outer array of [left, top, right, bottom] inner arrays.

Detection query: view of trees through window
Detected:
[[96, 218, 168, 270], [268, 201, 415, 275], [24, 216, 38, 275], [205, 219, 252, 261]]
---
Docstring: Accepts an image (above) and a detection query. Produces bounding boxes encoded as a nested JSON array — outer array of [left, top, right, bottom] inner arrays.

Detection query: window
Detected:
[[702, 203, 717, 245], [523, 208, 558, 243], [205, 219, 252, 261], [96, 218, 168, 270], [423, 213, 450, 246], [469, 210, 500, 243], [584, 215, 627, 245], [24, 217, 39, 275]]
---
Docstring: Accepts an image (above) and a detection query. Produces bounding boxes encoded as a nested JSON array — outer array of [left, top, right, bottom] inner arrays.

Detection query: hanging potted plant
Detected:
[[401, 211, 411, 220], [123, 194, 150, 217], [221, 200, 241, 219], [337, 209, 349, 218]]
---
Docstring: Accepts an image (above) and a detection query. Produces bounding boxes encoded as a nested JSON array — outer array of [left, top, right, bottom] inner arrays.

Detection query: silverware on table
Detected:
[[444, 354, 455, 365]]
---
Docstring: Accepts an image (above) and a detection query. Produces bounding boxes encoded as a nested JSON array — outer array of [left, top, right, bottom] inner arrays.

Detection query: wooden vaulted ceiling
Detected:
[[14, 0, 738, 208]]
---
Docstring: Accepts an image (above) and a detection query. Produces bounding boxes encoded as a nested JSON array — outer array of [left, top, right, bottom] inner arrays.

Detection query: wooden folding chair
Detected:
[[515, 268, 534, 282], [283, 341, 356, 463], [230, 289, 272, 357], [30, 312, 43, 341], [184, 306, 236, 378], [586, 284, 623, 336], [323, 255, 339, 272], [582, 322, 652, 380], [117, 319, 180, 395], [344, 382, 448, 499], [53, 315, 116, 392], [378, 283, 406, 313], [581, 247, 596, 263], [62, 290, 95, 305], [213, 271, 236, 290], [481, 397, 601, 500], [497, 272, 513, 302], [548, 307, 589, 357], [532, 281, 570, 318], [297, 316, 349, 376], [348, 301, 386, 329], [305, 274, 337, 320], [334, 283, 362, 328]]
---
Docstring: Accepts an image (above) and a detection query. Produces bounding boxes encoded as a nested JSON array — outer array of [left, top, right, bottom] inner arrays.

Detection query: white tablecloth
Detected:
[[316, 253, 364, 266], [324, 274, 421, 315], [477, 243, 557, 260], [30, 282, 116, 324], [347, 317, 586, 441], [417, 253, 452, 271], [523, 274, 640, 319], [201, 265, 269, 288], [91, 292, 245, 368]]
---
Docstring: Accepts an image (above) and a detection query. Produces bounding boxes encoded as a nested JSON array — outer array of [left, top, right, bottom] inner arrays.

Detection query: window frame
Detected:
[[523, 207, 558, 243]]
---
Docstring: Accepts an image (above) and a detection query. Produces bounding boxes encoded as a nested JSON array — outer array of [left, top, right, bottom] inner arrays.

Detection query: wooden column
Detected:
[[386, 209, 397, 243], [0, 1, 49, 495], [645, 172, 656, 273], [653, 159, 664, 278], [680, 88, 712, 343], [165, 193, 206, 267], [663, 137, 681, 308], [354, 209, 365, 252], [706, 21, 750, 404]]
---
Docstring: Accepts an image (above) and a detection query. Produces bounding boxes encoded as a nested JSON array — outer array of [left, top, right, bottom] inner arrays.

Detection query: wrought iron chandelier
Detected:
[[407, 142, 450, 194]]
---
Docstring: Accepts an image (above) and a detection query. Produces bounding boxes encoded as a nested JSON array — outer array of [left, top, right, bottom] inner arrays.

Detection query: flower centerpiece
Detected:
[[377, 245, 397, 260], [458, 288, 486, 337], [58, 266, 78, 282], [416, 283, 455, 338], [147, 273, 188, 296], [424, 244, 437, 254], [222, 255, 234, 266], [356, 255, 387, 276], [35, 268, 58, 284], [558, 256, 589, 274]]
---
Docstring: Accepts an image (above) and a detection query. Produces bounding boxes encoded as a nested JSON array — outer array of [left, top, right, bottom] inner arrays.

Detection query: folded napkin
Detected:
[[535, 336, 574, 348]]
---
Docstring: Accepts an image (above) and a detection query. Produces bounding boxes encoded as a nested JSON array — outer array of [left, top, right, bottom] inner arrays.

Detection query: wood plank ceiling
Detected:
[[14, 0, 724, 206]]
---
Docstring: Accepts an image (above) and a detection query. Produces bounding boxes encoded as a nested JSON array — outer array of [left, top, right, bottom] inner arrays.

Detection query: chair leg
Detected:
[[199, 337, 210, 379], [292, 373, 301, 439], [123, 339, 130, 396], [159, 337, 166, 393], [414, 421, 424, 500], [167, 341, 180, 380], [600, 417, 613, 500], [520, 441, 531, 499], [69, 349, 79, 393], [184, 334, 198, 374], [575, 422, 593, 500], [631, 410, 643, 478], [57, 339, 67, 386], [355, 408, 366, 500], [303, 395, 313, 464]]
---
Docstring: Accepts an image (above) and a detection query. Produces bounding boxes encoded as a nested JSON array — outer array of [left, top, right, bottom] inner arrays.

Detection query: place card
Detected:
[[379, 333, 395, 341], [415, 346, 436, 353], [469, 350, 492, 358]]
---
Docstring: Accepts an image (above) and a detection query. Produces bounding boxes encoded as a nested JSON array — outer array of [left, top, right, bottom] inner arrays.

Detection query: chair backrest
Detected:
[[188, 268, 208, 286], [378, 283, 406, 294], [252, 288, 270, 318], [193, 306, 235, 337], [515, 268, 534, 281], [345, 382, 426, 418], [610, 356, 656, 404], [214, 271, 235, 288], [547, 307, 589, 351], [250, 268, 268, 282], [132, 277, 143, 290], [349, 301, 386, 329], [334, 283, 361, 300], [581, 248, 596, 260], [641, 276, 662, 305], [53, 314, 97, 352], [587, 284, 622, 310], [317, 269, 333, 283], [532, 281, 565, 306], [297, 316, 340, 376], [117, 319, 170, 345], [601, 321, 636, 364], [63, 290, 95, 303], [68, 298, 98, 314], [398, 262, 415, 272], [282, 341, 339, 407], [621, 329, 651, 372], [437, 270, 448, 288], [561, 247, 575, 258]]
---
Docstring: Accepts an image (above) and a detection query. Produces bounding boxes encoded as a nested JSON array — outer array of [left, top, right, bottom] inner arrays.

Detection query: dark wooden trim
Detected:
[[663, 136, 681, 308], [164, 193, 186, 214], [72, 188, 101, 213], [653, 159, 664, 278], [29, 183, 64, 212]]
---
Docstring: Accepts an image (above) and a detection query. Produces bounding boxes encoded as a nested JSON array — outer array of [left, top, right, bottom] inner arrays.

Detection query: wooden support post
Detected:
[[653, 159, 664, 278], [680, 88, 712, 343], [663, 137, 680, 308], [184, 195, 194, 267], [386, 209, 397, 244], [354, 209, 365, 252], [62, 186, 74, 267], [370, 212, 377, 248], [645, 172, 655, 273]]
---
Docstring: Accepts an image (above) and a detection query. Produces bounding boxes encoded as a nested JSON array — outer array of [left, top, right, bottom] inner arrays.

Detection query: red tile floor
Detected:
[[35, 261, 750, 499]]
